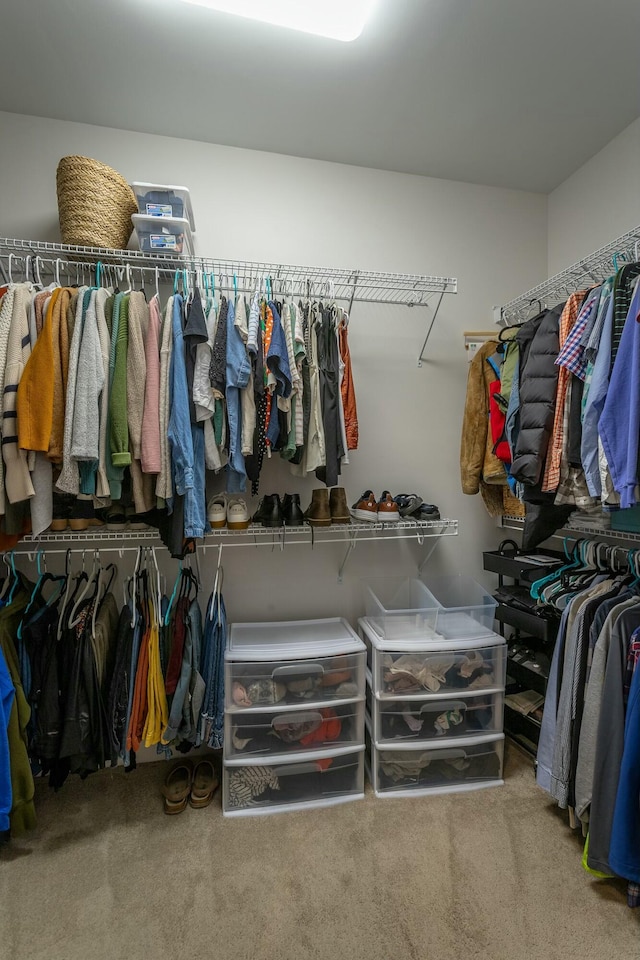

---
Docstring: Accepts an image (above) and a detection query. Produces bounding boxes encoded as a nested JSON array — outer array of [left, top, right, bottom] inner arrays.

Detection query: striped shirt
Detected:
[[542, 291, 589, 492]]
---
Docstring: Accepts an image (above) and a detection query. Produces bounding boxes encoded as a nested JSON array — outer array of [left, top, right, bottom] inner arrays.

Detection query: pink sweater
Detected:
[[141, 294, 162, 473]]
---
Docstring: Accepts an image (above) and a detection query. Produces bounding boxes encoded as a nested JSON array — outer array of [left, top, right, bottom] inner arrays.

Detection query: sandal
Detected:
[[162, 761, 193, 815], [189, 759, 219, 809]]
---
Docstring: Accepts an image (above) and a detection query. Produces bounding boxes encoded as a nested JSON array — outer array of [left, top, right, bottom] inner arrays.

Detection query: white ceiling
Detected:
[[1, 0, 639, 193]]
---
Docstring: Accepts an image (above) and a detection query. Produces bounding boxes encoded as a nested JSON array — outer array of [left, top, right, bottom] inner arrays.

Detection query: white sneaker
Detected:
[[227, 497, 250, 530], [207, 494, 227, 529]]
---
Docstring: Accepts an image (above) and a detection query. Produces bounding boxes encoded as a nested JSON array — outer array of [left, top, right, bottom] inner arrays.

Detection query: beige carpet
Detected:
[[1, 743, 638, 960]]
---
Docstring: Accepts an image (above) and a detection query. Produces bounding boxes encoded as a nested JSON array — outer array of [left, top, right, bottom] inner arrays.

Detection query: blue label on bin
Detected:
[[146, 203, 173, 217], [150, 234, 178, 250]]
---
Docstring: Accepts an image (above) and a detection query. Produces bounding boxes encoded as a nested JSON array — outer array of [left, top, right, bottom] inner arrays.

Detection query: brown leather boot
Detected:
[[304, 488, 331, 527], [329, 487, 350, 524]]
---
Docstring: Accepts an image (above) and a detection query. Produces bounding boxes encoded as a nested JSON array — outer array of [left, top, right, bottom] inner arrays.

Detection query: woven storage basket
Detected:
[[56, 155, 137, 249]]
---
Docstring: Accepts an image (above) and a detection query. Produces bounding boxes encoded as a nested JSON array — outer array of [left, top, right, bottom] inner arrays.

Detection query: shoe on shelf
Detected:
[[377, 491, 400, 523], [126, 505, 151, 530], [329, 487, 350, 524], [252, 494, 284, 527], [304, 489, 331, 527], [69, 498, 103, 532], [350, 490, 378, 523], [393, 493, 424, 518], [283, 493, 305, 526], [227, 497, 250, 530], [50, 492, 73, 532], [207, 494, 227, 529], [414, 503, 441, 522], [105, 504, 128, 531]]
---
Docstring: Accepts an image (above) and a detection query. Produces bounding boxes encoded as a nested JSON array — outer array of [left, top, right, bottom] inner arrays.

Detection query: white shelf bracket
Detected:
[[416, 291, 446, 366]]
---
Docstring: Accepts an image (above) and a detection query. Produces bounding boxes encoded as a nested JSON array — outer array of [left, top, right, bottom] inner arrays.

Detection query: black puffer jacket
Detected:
[[510, 303, 564, 486]]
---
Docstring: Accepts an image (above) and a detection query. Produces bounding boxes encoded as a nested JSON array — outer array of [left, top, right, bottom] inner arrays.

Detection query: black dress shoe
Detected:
[[282, 493, 304, 526], [252, 494, 283, 527]]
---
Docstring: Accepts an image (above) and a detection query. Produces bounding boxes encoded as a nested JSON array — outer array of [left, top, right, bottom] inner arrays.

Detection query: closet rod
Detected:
[[0, 238, 457, 307], [499, 223, 640, 326]]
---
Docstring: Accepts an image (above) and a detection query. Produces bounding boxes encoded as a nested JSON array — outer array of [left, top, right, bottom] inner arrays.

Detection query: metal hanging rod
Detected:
[[500, 224, 640, 326], [0, 237, 457, 308]]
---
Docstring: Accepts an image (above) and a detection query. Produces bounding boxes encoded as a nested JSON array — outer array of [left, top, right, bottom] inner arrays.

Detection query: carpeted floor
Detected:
[[1, 743, 638, 960]]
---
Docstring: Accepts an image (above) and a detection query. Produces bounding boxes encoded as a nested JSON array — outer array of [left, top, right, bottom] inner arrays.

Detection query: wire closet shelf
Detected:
[[0, 237, 457, 309], [499, 224, 640, 326]]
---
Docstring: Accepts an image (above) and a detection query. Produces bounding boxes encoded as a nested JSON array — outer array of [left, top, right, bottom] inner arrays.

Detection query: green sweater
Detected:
[[109, 293, 131, 469]]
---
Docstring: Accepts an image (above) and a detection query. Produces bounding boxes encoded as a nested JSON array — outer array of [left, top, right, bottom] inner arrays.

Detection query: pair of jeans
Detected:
[[315, 305, 344, 488], [225, 299, 251, 493]]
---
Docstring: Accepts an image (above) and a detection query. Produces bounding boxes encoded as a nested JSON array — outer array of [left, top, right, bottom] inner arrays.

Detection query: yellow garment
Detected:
[[582, 832, 613, 878], [143, 603, 168, 747]]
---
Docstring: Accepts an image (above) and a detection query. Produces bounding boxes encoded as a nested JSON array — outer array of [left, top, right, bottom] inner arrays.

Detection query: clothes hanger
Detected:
[[530, 537, 582, 600], [91, 562, 117, 639], [68, 550, 101, 629], [209, 545, 224, 621]]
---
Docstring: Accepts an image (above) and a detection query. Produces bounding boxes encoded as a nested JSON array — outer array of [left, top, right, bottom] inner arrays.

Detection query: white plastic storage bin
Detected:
[[359, 617, 506, 701], [131, 182, 196, 230], [225, 618, 366, 712], [224, 699, 365, 763], [364, 578, 439, 640], [422, 575, 498, 639], [366, 729, 504, 797], [132, 214, 195, 256], [223, 748, 364, 817], [366, 673, 503, 745]]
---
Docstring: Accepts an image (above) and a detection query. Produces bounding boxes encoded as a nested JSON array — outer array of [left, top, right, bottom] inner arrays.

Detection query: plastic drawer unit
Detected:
[[225, 618, 366, 713], [224, 699, 365, 763], [223, 748, 365, 817], [364, 577, 439, 641], [365, 728, 504, 798], [132, 213, 195, 256], [131, 181, 196, 230], [359, 617, 506, 701], [366, 672, 504, 745]]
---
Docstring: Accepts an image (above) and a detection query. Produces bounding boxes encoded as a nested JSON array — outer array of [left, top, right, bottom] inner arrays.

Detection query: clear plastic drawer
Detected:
[[223, 748, 364, 817], [366, 733, 504, 797], [368, 683, 503, 745], [224, 700, 365, 762], [360, 618, 505, 700], [225, 651, 365, 712]]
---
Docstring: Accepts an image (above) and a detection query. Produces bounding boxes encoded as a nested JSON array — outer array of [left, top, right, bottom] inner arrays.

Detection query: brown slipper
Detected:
[[162, 762, 193, 815], [189, 759, 219, 809]]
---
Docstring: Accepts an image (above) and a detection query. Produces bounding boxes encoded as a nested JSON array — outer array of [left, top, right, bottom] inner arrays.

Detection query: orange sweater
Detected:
[[17, 288, 60, 452]]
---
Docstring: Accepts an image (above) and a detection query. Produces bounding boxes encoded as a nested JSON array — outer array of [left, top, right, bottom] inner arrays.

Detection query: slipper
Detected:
[[162, 761, 193, 815], [189, 759, 219, 809]]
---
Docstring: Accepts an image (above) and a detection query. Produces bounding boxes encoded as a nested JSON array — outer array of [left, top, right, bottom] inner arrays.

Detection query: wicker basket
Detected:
[[56, 156, 137, 250]]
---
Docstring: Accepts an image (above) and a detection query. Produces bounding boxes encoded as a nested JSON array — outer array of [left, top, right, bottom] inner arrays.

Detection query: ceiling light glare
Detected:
[[177, 0, 377, 42]]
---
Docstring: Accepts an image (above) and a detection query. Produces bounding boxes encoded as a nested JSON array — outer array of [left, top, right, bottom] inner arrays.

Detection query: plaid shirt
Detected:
[[556, 289, 600, 380], [542, 291, 589, 493]]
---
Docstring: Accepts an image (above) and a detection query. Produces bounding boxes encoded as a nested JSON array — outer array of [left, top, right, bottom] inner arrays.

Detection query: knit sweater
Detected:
[[71, 289, 104, 462], [109, 294, 131, 469], [56, 288, 89, 495], [156, 296, 174, 502], [126, 291, 148, 462], [48, 287, 71, 464], [141, 294, 162, 473], [17, 287, 59, 453], [3, 285, 36, 504], [95, 289, 112, 501]]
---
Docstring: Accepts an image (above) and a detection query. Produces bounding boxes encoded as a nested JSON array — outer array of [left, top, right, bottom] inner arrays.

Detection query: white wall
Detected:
[[548, 117, 640, 274], [0, 110, 547, 625]]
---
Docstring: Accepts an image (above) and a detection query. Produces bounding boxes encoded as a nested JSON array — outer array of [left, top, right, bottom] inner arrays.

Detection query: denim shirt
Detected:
[[225, 299, 251, 493], [168, 294, 194, 496]]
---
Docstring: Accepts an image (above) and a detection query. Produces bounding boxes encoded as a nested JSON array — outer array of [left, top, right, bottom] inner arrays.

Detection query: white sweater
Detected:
[[3, 284, 36, 504]]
